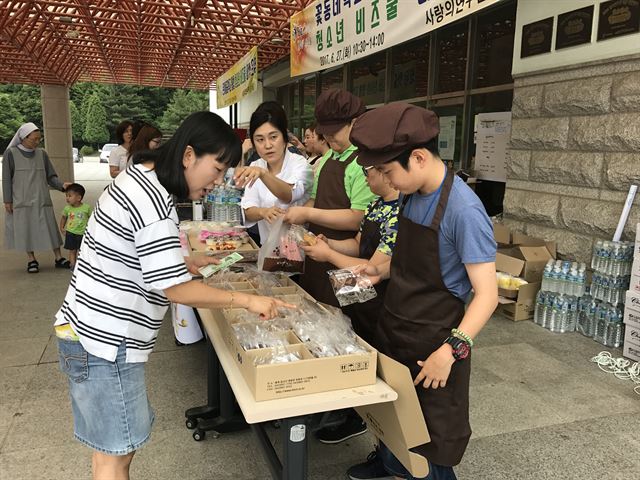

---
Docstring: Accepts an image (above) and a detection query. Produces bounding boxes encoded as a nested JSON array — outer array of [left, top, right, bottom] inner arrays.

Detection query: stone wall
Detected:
[[505, 54, 640, 262]]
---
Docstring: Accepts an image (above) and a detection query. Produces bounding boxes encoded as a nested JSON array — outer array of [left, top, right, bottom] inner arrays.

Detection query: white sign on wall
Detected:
[[438, 116, 457, 161], [475, 111, 512, 183]]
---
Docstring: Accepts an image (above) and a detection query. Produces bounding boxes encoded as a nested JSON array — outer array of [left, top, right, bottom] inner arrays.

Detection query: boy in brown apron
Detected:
[[346, 103, 498, 479], [284, 89, 376, 306]]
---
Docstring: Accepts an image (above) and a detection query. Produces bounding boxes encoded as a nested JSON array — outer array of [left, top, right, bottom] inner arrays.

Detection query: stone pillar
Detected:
[[503, 55, 640, 262], [40, 85, 74, 183]]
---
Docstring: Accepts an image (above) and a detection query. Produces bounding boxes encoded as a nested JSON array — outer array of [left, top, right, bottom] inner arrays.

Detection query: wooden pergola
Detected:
[[0, 0, 311, 89]]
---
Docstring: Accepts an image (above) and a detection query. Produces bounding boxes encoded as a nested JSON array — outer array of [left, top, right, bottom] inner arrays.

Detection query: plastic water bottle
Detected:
[[534, 291, 546, 326], [592, 240, 602, 270], [566, 296, 578, 332], [576, 287, 592, 335], [605, 307, 625, 348], [593, 304, 609, 344], [548, 294, 564, 332], [550, 266, 562, 293], [586, 299, 600, 337], [541, 292, 554, 329], [541, 261, 553, 291], [558, 296, 570, 333], [228, 188, 243, 224], [577, 268, 586, 297], [602, 241, 612, 274]]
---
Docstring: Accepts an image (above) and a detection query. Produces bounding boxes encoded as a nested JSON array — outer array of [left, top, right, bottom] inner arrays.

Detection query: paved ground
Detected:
[[1, 164, 639, 479]]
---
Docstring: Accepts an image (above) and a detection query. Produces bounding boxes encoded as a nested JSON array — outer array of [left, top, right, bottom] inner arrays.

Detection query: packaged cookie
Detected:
[[327, 268, 377, 307]]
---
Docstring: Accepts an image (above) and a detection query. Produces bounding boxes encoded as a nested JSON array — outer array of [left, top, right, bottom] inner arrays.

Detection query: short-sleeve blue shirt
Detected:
[[401, 176, 496, 301]]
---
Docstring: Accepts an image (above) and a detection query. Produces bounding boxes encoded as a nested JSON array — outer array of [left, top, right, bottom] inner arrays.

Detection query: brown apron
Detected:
[[378, 169, 471, 467], [299, 151, 359, 306], [341, 198, 390, 349]]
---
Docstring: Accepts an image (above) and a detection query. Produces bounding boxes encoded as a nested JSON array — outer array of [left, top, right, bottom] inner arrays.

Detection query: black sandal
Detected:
[[27, 260, 39, 273], [55, 258, 71, 269]]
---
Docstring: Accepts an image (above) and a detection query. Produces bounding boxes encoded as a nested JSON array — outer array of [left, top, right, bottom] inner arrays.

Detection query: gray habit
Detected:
[[3, 147, 64, 251]]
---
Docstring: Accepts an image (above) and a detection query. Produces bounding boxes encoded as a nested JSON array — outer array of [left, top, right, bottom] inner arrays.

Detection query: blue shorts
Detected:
[[58, 339, 155, 455], [64, 232, 83, 250]]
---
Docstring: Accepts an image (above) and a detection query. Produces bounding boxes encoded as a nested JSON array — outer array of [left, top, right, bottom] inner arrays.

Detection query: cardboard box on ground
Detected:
[[356, 353, 430, 479], [624, 282, 640, 362], [493, 224, 557, 321], [624, 225, 640, 361]]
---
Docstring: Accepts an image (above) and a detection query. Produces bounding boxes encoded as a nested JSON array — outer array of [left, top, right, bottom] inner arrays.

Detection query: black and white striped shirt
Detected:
[[55, 164, 191, 362]]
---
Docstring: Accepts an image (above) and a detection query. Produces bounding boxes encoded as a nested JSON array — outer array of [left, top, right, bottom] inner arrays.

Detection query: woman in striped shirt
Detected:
[[55, 111, 291, 480]]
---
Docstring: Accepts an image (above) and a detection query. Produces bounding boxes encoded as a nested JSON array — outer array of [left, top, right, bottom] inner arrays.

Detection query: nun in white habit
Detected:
[[2, 123, 72, 272]]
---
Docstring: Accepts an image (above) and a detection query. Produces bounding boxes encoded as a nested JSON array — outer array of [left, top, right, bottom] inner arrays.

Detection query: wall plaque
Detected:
[[521, 17, 554, 58], [556, 6, 594, 49], [597, 0, 640, 41]]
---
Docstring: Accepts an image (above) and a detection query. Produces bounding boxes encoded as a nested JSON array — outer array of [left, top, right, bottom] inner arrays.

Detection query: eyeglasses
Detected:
[[362, 166, 374, 177]]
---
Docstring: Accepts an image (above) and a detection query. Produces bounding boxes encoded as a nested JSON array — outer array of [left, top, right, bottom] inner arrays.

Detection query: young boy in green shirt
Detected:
[[59, 183, 92, 269]]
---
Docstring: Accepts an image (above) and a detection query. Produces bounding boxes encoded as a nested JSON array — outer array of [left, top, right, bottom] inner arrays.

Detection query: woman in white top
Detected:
[[108, 120, 133, 178], [236, 103, 313, 244]]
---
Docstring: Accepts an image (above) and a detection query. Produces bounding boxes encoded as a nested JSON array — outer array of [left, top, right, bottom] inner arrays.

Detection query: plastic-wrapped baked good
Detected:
[[253, 347, 301, 365], [232, 322, 290, 350], [327, 269, 377, 307], [257, 217, 306, 273]]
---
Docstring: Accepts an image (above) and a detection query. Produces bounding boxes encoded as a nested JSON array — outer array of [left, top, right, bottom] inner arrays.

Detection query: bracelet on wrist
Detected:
[[451, 328, 474, 347], [228, 291, 235, 308]]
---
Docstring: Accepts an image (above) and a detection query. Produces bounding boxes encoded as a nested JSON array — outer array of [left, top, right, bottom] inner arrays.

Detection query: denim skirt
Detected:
[[58, 339, 155, 455]]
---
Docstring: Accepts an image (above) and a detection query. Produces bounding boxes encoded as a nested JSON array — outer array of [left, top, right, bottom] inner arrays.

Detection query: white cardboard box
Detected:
[[625, 290, 640, 314], [624, 305, 640, 329], [631, 257, 640, 277], [623, 341, 640, 362], [623, 325, 640, 362], [624, 325, 640, 347], [630, 274, 640, 294]]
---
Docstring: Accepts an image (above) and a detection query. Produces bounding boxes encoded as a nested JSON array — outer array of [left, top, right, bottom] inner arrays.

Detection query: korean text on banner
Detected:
[[217, 46, 258, 109], [290, 0, 501, 77]]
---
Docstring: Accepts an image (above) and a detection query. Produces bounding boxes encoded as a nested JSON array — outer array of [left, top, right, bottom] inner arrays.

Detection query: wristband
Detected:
[[451, 328, 474, 347]]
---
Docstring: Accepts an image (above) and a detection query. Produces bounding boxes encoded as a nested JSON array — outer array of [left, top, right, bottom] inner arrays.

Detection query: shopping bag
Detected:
[[257, 216, 305, 273], [171, 303, 204, 344]]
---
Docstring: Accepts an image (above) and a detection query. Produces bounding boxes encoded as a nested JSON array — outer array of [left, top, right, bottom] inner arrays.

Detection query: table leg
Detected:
[[251, 423, 281, 479], [184, 336, 219, 427], [282, 416, 308, 480], [194, 347, 248, 435]]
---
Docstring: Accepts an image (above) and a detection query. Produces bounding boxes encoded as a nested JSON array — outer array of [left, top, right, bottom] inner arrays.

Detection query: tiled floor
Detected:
[[1, 171, 639, 480]]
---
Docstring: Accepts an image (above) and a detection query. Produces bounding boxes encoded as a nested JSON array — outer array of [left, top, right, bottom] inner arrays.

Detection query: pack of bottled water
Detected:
[[205, 186, 243, 225], [591, 240, 635, 275], [533, 291, 579, 333], [533, 288, 625, 347], [588, 240, 634, 305], [540, 259, 587, 296]]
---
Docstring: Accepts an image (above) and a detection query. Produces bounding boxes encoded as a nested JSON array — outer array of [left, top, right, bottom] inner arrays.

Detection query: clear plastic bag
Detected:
[[254, 346, 301, 365], [232, 322, 290, 350], [327, 268, 377, 307], [257, 217, 305, 273]]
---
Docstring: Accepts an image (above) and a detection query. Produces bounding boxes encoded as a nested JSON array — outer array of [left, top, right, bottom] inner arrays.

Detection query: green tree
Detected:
[[83, 93, 109, 148], [159, 90, 209, 135], [102, 84, 149, 135], [69, 100, 83, 143], [0, 84, 42, 128], [0, 94, 25, 152]]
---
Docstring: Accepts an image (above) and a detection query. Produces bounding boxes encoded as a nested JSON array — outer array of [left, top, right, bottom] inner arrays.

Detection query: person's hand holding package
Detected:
[[301, 236, 332, 262], [234, 165, 266, 188]]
